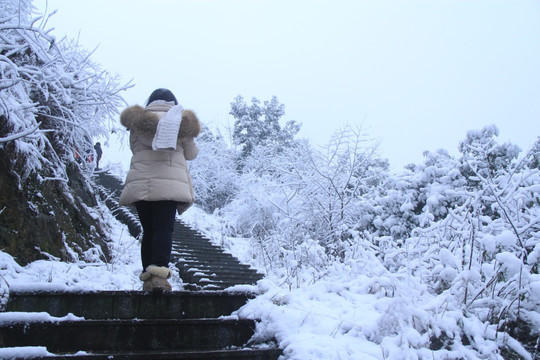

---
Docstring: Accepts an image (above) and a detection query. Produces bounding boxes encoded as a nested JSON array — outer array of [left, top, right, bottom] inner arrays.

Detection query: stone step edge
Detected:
[[7, 290, 257, 297], [180, 263, 258, 270], [180, 269, 263, 278], [0, 318, 255, 326], [29, 347, 282, 360]]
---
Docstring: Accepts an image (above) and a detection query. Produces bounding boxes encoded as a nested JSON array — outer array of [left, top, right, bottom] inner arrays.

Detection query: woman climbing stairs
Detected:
[[93, 172, 265, 290]]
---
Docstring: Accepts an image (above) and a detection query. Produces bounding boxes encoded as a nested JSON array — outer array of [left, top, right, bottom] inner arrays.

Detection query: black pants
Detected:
[[135, 200, 177, 270]]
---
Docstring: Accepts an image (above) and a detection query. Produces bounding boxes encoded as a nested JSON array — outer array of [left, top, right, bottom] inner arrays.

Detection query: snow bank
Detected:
[[0, 213, 183, 293]]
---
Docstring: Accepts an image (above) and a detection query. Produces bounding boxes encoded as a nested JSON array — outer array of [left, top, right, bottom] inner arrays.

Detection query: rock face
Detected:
[[0, 144, 110, 266]]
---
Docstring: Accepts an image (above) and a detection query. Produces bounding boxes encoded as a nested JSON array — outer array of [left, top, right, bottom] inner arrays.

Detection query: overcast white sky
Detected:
[[36, 0, 540, 171]]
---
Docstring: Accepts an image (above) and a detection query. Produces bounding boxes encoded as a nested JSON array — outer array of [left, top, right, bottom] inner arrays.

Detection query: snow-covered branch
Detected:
[[0, 0, 130, 179], [0, 123, 40, 142]]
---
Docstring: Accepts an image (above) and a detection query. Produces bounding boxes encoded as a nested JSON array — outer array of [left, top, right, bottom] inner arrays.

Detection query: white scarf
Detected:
[[152, 104, 184, 151]]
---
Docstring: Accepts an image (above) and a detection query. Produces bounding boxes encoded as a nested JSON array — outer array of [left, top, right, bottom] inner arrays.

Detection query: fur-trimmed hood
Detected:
[[120, 105, 201, 138]]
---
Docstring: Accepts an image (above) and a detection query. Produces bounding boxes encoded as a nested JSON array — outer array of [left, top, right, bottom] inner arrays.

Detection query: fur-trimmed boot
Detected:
[[141, 265, 172, 292], [139, 271, 153, 291]]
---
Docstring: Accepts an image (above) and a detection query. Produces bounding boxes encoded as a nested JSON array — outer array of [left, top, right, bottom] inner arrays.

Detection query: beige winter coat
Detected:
[[118, 101, 201, 214]]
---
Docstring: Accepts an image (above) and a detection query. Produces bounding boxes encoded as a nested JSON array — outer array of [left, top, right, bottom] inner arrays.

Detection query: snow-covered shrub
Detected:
[[218, 124, 387, 286], [190, 124, 240, 212], [298, 125, 381, 252], [390, 126, 540, 357], [186, 89, 540, 357]]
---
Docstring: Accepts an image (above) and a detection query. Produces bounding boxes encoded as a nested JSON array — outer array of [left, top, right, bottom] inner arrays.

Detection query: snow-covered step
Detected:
[[184, 267, 259, 277], [1, 290, 281, 359], [175, 253, 253, 265], [0, 348, 282, 359], [0, 318, 256, 353], [5, 290, 253, 319], [178, 261, 255, 271]]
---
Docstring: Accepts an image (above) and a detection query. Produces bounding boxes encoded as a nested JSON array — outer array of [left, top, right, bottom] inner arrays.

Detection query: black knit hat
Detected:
[[146, 88, 178, 106]]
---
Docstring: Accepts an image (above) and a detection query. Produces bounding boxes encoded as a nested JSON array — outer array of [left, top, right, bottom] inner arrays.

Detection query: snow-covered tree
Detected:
[[0, 0, 130, 264], [231, 95, 301, 158], [189, 124, 240, 212], [459, 125, 522, 191], [0, 0, 129, 180]]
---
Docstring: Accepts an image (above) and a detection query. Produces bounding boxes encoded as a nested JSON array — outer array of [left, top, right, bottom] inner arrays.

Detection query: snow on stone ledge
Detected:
[[0, 347, 53, 360], [0, 311, 83, 324]]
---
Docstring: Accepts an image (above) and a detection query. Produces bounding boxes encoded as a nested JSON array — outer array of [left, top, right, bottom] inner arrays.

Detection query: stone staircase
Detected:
[[1, 290, 280, 359], [0, 172, 280, 359], [172, 222, 263, 290], [93, 172, 142, 239]]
